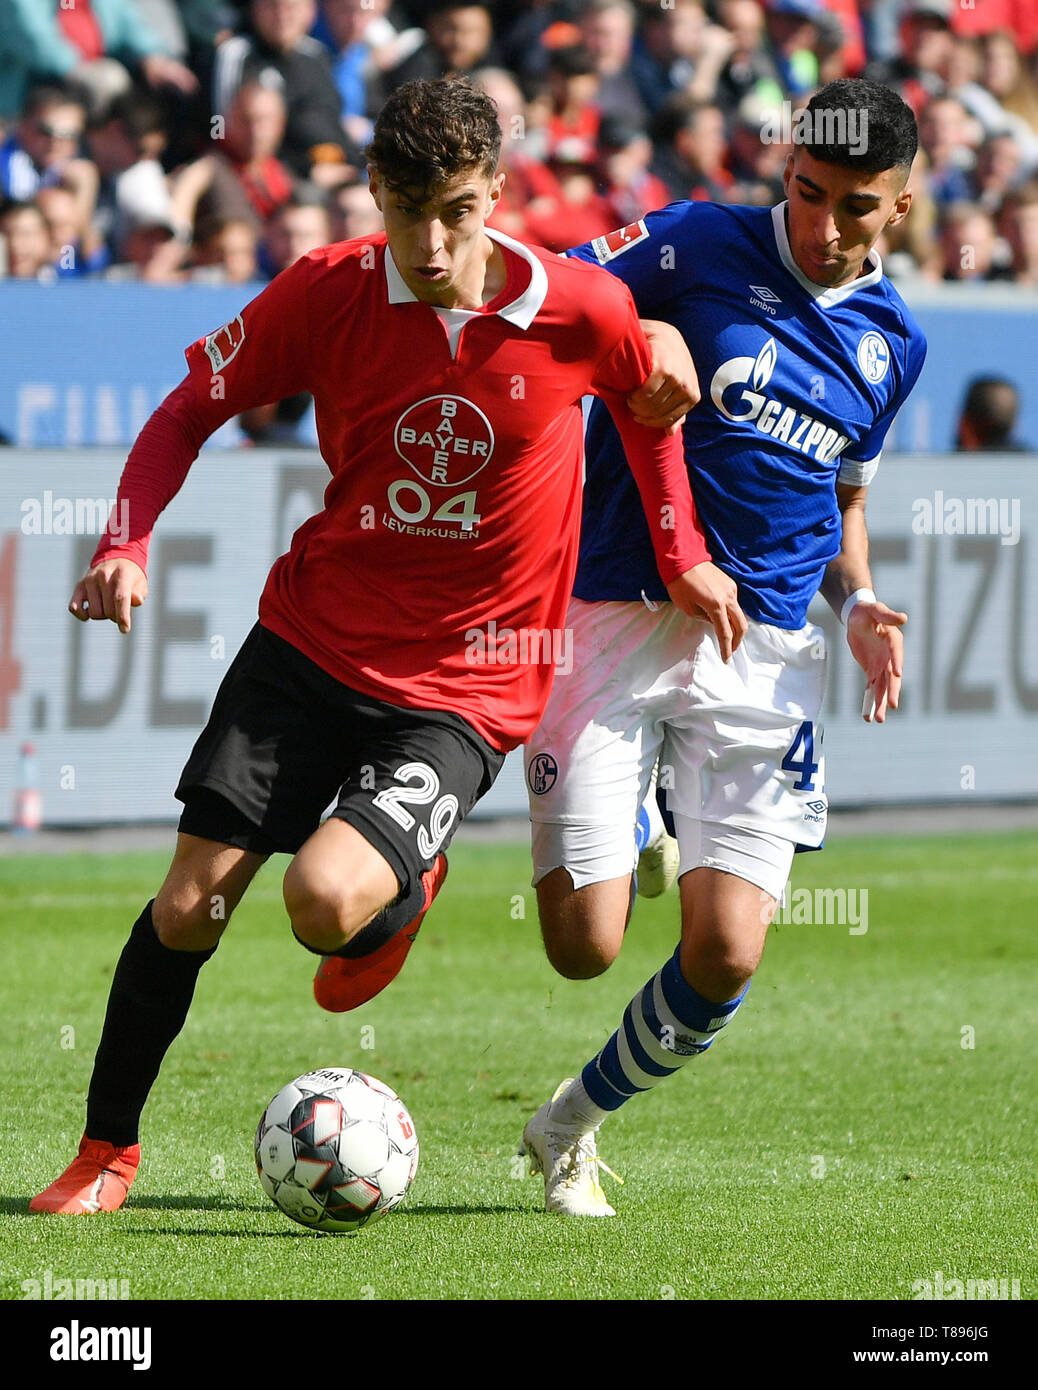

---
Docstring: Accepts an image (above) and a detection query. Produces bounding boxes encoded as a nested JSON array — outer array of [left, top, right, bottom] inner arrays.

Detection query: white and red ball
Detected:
[[255, 1068, 419, 1233]]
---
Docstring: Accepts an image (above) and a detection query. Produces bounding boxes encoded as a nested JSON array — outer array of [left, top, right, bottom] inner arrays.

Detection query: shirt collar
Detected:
[[770, 201, 884, 309], [383, 225, 548, 328]]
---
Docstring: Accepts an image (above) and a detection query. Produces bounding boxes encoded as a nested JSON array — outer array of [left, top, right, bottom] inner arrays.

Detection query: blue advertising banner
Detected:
[[0, 280, 1036, 451]]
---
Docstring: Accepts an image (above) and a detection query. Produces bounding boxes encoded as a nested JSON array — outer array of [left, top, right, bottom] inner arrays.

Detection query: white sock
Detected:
[[547, 1076, 611, 1133]]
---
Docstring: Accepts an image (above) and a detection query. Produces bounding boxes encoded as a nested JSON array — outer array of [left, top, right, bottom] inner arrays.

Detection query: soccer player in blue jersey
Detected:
[[520, 78, 928, 1215]]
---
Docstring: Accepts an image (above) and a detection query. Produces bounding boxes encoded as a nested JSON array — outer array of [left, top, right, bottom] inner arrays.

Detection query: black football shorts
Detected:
[[175, 623, 505, 893]]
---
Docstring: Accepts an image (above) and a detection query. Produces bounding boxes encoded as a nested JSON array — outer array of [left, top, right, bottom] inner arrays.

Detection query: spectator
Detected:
[[209, 0, 360, 185], [190, 215, 260, 282], [578, 0, 650, 131], [170, 82, 295, 238], [971, 132, 1029, 215], [765, 0, 822, 97], [947, 30, 1038, 166], [1, 86, 89, 200], [877, 147, 941, 280], [651, 95, 734, 203], [918, 95, 977, 205], [1000, 180, 1038, 284], [818, 0, 866, 79], [596, 114, 671, 225], [498, 1, 578, 83], [86, 90, 185, 273], [472, 65, 545, 240], [331, 182, 383, 241], [0, 0, 197, 123], [939, 200, 1011, 281], [869, 0, 955, 116], [320, 0, 425, 147], [0, 199, 57, 279], [814, 5, 853, 85], [541, 45, 601, 166], [104, 207, 185, 281], [727, 92, 790, 205], [712, 0, 784, 118], [630, 0, 729, 114], [261, 186, 333, 276], [956, 376, 1029, 451], [386, 2, 495, 92], [981, 30, 1038, 136], [521, 146, 615, 253], [35, 182, 105, 276]]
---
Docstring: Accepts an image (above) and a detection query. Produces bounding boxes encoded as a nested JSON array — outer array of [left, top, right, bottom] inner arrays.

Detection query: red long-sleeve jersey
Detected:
[[93, 228, 708, 750]]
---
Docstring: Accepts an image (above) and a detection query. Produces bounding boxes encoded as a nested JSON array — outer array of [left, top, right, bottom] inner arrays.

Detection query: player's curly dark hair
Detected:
[[367, 78, 502, 197], [802, 78, 918, 180]]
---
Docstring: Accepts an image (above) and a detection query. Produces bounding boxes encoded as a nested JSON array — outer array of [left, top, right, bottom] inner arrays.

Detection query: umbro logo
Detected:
[[749, 284, 781, 316], [806, 799, 827, 815]]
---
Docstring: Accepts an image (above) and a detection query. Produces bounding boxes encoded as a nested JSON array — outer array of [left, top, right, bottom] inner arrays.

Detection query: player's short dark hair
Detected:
[[367, 79, 501, 197], [801, 79, 918, 180]]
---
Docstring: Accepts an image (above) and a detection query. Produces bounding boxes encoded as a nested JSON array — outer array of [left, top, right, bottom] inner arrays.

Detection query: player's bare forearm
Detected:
[[628, 319, 700, 433], [823, 484, 907, 723], [820, 484, 873, 616]]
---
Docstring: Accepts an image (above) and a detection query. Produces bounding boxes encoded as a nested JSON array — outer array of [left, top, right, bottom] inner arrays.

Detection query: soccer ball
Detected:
[[255, 1067, 419, 1234]]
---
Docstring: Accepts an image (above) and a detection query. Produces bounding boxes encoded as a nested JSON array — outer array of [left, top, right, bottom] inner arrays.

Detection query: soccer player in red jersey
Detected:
[[31, 78, 746, 1215]]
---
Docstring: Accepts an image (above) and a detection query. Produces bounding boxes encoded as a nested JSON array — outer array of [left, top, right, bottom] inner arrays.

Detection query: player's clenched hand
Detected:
[[846, 600, 907, 723], [68, 559, 148, 635], [629, 320, 700, 435], [666, 562, 747, 662]]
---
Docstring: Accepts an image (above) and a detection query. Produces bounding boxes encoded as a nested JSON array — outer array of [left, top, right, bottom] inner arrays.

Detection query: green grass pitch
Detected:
[[1, 830, 1035, 1302]]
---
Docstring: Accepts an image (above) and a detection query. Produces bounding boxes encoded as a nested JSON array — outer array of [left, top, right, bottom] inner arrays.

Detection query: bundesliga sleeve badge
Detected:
[[203, 314, 246, 372], [591, 221, 650, 264]]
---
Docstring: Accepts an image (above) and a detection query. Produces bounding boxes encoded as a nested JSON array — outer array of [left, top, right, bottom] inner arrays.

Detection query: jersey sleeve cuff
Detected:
[[837, 453, 881, 487]]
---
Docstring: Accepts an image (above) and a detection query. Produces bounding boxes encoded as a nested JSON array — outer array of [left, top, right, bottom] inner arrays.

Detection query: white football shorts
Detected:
[[525, 598, 829, 901]]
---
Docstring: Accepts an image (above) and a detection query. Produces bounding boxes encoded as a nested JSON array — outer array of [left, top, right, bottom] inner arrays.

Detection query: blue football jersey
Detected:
[[569, 201, 927, 628]]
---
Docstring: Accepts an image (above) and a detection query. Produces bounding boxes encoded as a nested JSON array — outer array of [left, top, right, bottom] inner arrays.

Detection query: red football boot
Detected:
[[313, 854, 448, 1013], [30, 1135, 140, 1214]]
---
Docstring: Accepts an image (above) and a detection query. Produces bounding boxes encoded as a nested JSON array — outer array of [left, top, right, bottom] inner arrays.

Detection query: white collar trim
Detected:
[[770, 201, 884, 308], [383, 225, 547, 328]]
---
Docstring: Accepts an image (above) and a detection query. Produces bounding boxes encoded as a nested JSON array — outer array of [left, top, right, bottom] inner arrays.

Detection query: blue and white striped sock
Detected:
[[548, 947, 748, 1131]]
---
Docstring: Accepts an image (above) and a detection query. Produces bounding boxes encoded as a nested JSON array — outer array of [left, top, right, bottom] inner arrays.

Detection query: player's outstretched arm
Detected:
[[821, 484, 907, 723], [666, 563, 747, 663], [69, 558, 148, 634], [627, 320, 700, 435]]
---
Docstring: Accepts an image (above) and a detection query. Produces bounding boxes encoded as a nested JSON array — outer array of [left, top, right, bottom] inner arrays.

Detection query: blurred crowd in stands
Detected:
[[0, 0, 1037, 288]]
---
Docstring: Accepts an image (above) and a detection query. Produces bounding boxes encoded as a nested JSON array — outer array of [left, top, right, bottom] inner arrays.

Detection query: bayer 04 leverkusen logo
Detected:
[[394, 394, 495, 487]]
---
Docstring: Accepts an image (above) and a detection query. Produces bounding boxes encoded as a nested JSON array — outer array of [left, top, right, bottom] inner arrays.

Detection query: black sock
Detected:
[[85, 901, 217, 1147], [292, 874, 425, 960]]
